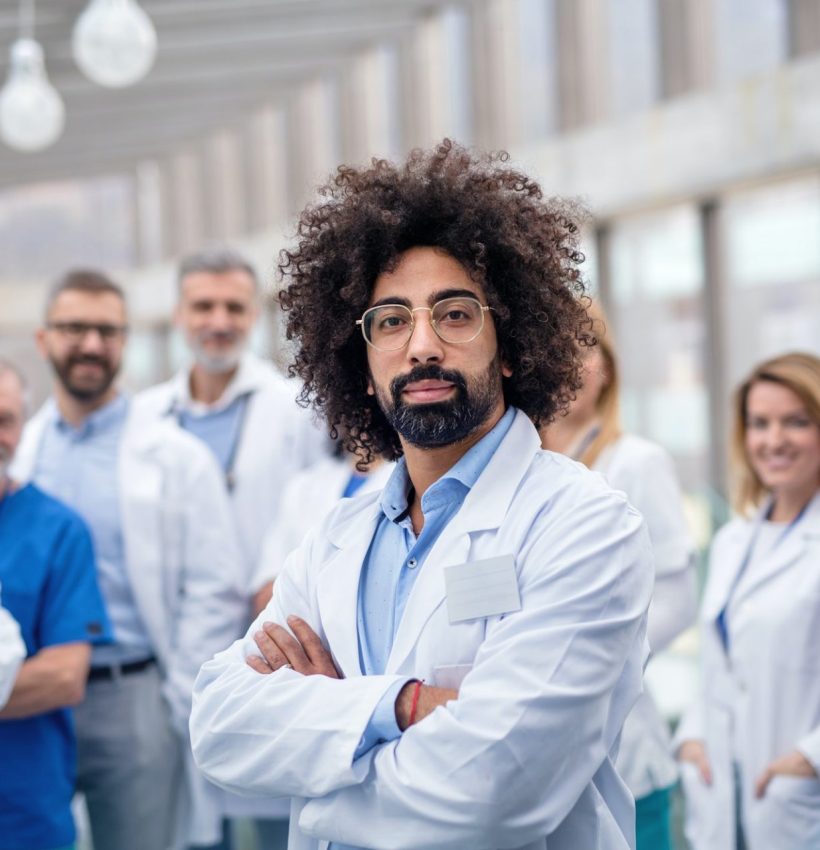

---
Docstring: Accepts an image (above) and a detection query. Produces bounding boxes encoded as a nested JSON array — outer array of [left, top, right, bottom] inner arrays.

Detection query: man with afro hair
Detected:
[[192, 140, 653, 850]]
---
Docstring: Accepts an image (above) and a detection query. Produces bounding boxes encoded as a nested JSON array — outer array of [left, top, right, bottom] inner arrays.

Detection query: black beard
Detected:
[[375, 360, 502, 449], [51, 354, 118, 403]]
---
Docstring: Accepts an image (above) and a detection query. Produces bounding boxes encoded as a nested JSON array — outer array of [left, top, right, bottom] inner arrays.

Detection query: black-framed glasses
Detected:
[[47, 322, 129, 343], [356, 296, 493, 352]]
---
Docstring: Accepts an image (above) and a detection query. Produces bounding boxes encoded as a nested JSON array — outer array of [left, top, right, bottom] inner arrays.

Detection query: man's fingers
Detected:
[[754, 768, 772, 799], [287, 616, 328, 664], [263, 622, 310, 672], [246, 655, 273, 675], [253, 627, 289, 670]]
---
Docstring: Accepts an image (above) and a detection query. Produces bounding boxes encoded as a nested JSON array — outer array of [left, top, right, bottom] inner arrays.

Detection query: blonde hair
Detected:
[[578, 301, 622, 467], [731, 351, 820, 515]]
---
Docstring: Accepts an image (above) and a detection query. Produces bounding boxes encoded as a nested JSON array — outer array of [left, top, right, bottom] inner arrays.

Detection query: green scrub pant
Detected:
[[636, 786, 673, 850]]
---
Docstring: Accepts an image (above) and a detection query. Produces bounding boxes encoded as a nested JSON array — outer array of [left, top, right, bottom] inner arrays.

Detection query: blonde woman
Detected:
[[675, 352, 820, 850], [541, 308, 697, 850]]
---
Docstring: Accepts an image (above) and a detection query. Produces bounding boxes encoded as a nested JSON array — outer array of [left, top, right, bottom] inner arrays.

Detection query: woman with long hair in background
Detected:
[[541, 304, 698, 850]]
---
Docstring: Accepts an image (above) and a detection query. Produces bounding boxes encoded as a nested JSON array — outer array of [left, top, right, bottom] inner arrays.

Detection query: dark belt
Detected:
[[88, 656, 156, 682]]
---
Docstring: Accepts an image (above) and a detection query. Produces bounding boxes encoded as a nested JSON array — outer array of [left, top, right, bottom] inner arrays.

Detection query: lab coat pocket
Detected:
[[679, 762, 718, 850], [431, 663, 473, 689], [750, 775, 820, 849]]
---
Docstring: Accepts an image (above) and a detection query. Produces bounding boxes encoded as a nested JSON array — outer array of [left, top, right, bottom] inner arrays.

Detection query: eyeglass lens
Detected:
[[49, 322, 127, 342], [363, 297, 484, 350]]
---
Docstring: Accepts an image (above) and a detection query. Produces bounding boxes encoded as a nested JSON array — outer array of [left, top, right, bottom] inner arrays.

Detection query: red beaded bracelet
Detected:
[[408, 680, 423, 726]]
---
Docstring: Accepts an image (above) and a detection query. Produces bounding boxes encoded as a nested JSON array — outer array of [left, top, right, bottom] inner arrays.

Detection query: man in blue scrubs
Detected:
[[0, 359, 110, 850]]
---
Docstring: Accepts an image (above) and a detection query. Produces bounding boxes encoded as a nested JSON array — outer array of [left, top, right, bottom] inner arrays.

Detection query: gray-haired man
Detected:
[[134, 248, 329, 848]]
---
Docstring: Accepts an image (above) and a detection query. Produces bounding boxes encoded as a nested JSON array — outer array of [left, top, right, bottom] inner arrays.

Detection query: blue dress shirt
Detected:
[[177, 393, 250, 477], [333, 407, 515, 850], [32, 394, 153, 665]]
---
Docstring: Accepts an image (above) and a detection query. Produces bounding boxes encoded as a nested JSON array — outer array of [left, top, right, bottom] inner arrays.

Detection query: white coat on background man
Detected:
[[675, 492, 820, 850], [0, 597, 24, 709], [14, 401, 247, 848], [251, 454, 394, 592], [192, 410, 655, 850], [593, 434, 697, 800], [135, 350, 324, 585]]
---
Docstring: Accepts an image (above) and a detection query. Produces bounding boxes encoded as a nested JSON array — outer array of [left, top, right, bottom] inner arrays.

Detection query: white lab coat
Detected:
[[252, 456, 395, 588], [594, 434, 697, 800], [0, 598, 24, 709], [13, 399, 247, 848], [675, 491, 820, 850], [134, 352, 328, 586], [191, 409, 655, 850]]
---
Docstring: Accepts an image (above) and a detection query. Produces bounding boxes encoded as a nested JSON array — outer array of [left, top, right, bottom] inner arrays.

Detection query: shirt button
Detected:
[[407, 558, 417, 569]]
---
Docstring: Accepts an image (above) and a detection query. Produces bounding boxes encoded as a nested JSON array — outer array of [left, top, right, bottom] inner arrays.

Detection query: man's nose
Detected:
[[406, 310, 444, 364], [79, 328, 106, 353]]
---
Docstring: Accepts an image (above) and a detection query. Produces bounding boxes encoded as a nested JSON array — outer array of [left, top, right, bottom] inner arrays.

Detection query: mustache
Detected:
[[197, 329, 240, 345], [67, 354, 111, 368], [390, 365, 467, 400]]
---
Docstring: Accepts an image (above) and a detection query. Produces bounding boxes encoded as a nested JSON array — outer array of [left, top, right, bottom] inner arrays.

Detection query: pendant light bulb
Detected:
[[0, 38, 65, 152], [73, 0, 158, 88]]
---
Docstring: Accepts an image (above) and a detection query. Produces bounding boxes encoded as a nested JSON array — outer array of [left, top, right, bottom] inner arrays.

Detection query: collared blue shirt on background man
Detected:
[[177, 393, 250, 476], [0, 483, 111, 850], [333, 407, 516, 850], [32, 394, 153, 666]]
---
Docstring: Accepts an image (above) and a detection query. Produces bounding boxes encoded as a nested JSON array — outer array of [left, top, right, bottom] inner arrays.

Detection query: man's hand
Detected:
[[754, 750, 818, 798], [247, 615, 341, 678], [395, 682, 457, 731], [677, 739, 713, 785]]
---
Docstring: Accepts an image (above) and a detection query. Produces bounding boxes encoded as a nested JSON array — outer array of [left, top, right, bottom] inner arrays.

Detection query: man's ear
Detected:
[[34, 327, 48, 359], [366, 376, 375, 396], [501, 359, 513, 379]]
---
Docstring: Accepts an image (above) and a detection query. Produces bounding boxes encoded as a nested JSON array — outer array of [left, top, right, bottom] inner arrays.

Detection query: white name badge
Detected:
[[444, 554, 522, 624]]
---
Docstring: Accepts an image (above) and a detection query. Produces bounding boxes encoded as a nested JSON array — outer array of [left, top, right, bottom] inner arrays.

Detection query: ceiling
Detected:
[[0, 0, 458, 189]]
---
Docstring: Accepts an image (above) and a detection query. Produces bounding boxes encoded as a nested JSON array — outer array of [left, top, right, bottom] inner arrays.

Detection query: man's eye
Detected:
[[379, 315, 408, 330]]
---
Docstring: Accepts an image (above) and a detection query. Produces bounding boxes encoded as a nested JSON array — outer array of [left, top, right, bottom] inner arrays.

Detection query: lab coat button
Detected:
[[407, 558, 417, 569]]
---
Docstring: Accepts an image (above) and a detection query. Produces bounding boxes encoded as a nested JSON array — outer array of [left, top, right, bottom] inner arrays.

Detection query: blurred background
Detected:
[[2, 2, 820, 847]]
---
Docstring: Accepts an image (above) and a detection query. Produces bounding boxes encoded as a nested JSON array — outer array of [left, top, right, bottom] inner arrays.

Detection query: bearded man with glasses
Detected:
[[12, 270, 246, 850], [192, 140, 654, 850]]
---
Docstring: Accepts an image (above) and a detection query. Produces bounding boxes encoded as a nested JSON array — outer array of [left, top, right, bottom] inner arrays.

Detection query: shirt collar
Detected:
[[55, 392, 129, 438], [379, 406, 516, 522]]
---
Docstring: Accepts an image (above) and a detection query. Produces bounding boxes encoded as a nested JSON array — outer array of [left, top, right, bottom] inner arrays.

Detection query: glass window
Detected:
[[605, 0, 660, 117], [607, 205, 709, 494], [713, 0, 789, 84], [722, 176, 820, 387], [516, 0, 558, 140], [0, 175, 135, 283]]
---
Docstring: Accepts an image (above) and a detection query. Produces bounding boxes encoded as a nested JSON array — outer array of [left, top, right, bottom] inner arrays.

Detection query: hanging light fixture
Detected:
[[73, 0, 158, 89], [0, 1, 65, 152]]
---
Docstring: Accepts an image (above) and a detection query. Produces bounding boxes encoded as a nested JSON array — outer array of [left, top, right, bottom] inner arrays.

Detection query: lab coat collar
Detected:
[[167, 351, 268, 415], [705, 490, 820, 619], [317, 408, 541, 676]]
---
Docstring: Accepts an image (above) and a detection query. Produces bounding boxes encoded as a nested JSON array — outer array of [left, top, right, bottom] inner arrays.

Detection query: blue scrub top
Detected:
[[0, 483, 111, 850]]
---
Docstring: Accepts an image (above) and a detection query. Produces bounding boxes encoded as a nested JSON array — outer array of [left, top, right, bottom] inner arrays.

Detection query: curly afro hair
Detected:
[[279, 139, 594, 464]]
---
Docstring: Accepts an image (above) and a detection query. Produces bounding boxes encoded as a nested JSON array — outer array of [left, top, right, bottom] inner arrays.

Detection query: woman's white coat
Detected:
[[676, 492, 820, 850]]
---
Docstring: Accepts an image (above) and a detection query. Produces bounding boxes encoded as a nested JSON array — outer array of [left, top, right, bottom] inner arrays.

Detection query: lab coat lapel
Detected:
[[385, 409, 541, 675], [316, 502, 382, 677], [731, 492, 820, 609], [700, 513, 763, 622]]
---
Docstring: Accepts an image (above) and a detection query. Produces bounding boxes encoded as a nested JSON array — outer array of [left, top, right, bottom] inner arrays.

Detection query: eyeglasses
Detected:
[[47, 322, 129, 343], [356, 296, 493, 352]]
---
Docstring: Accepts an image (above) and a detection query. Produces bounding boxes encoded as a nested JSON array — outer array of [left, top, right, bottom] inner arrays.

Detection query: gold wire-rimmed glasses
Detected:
[[356, 296, 493, 352]]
